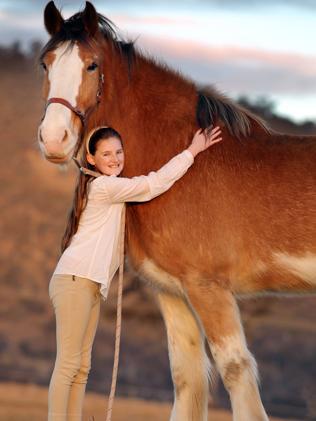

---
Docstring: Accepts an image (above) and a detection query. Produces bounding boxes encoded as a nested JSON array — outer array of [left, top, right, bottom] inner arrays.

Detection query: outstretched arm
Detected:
[[94, 126, 222, 203]]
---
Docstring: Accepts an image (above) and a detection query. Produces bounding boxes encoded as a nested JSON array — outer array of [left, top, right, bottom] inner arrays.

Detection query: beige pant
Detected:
[[48, 274, 101, 421]]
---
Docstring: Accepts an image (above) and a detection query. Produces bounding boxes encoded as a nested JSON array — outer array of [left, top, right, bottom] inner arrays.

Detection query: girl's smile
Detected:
[[87, 137, 124, 176]]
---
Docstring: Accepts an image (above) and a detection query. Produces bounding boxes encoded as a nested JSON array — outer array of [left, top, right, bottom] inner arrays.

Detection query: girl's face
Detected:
[[87, 137, 124, 176]]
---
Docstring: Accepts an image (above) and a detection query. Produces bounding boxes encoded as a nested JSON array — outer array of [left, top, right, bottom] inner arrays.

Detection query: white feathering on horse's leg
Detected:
[[210, 333, 269, 421], [185, 283, 269, 421], [157, 292, 210, 421]]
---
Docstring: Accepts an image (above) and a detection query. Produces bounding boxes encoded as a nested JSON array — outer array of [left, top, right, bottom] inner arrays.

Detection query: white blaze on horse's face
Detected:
[[38, 42, 83, 163]]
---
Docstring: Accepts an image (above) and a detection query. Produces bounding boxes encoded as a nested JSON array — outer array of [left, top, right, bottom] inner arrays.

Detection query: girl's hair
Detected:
[[61, 127, 123, 253]]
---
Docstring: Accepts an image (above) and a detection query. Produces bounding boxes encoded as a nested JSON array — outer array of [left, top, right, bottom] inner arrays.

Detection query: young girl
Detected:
[[48, 125, 222, 420]]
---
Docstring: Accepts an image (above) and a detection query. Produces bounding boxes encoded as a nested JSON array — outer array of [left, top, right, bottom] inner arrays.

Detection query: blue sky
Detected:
[[1, 0, 316, 122]]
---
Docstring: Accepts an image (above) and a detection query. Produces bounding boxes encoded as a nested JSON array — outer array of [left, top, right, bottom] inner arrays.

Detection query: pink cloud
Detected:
[[136, 35, 316, 76], [109, 13, 199, 27], [127, 35, 316, 96]]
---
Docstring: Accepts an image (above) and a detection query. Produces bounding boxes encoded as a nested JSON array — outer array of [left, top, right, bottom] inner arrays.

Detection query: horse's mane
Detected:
[[197, 89, 270, 138], [40, 10, 269, 139]]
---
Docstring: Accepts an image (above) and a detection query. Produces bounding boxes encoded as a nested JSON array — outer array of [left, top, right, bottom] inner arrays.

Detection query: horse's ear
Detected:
[[82, 1, 99, 37], [44, 1, 64, 36]]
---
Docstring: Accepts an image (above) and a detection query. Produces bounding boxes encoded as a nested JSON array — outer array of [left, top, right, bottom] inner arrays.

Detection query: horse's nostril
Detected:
[[62, 130, 68, 143], [39, 130, 45, 144]]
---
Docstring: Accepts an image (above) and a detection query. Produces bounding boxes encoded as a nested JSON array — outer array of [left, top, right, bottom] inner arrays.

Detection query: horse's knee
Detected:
[[210, 335, 268, 420], [173, 372, 188, 397], [222, 354, 256, 391], [212, 335, 257, 381]]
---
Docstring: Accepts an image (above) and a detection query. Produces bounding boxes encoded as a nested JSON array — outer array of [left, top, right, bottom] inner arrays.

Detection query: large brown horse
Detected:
[[38, 2, 316, 420]]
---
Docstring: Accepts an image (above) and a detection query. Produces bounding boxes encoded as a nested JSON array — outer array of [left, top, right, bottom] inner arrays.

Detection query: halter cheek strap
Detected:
[[44, 98, 86, 126], [41, 73, 105, 162], [42, 73, 104, 128]]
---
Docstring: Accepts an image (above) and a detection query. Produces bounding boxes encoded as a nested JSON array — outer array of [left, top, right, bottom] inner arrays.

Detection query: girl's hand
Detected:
[[187, 126, 222, 158]]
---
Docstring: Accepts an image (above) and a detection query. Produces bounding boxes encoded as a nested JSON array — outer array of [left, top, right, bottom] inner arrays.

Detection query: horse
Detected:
[[38, 2, 316, 420]]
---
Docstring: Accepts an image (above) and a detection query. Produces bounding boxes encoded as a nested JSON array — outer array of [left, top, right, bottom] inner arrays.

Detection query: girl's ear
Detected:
[[86, 153, 95, 166]]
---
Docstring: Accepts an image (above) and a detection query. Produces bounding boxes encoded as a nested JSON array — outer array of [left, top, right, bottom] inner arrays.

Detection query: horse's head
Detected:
[[38, 1, 106, 164]]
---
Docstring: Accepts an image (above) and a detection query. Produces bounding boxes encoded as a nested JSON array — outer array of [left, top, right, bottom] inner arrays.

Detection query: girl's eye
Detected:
[[40, 62, 47, 71], [87, 62, 98, 72]]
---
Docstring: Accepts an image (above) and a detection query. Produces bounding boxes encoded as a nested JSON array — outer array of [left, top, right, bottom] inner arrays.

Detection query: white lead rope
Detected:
[[105, 203, 126, 421], [74, 159, 125, 421]]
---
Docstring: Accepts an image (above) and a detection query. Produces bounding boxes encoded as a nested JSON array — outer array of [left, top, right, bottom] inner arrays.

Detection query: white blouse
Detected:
[[53, 149, 194, 301]]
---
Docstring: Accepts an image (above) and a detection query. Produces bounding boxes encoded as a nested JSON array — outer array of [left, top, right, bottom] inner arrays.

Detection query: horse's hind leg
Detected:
[[186, 281, 269, 421], [156, 291, 211, 421]]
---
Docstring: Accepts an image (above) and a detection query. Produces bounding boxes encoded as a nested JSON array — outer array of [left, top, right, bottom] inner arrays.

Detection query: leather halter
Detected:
[[41, 73, 105, 158], [42, 73, 104, 127], [44, 97, 87, 126]]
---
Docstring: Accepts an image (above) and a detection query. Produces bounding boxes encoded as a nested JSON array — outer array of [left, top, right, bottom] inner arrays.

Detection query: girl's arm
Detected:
[[93, 126, 222, 203]]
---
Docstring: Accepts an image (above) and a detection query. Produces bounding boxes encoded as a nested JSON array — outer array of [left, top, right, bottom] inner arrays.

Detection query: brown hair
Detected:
[[61, 127, 123, 253]]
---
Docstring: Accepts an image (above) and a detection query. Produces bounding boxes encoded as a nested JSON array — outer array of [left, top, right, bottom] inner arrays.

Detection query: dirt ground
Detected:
[[0, 382, 291, 421]]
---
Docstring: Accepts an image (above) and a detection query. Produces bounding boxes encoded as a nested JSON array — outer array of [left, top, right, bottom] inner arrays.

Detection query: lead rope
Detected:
[[73, 158, 125, 421], [106, 203, 126, 421]]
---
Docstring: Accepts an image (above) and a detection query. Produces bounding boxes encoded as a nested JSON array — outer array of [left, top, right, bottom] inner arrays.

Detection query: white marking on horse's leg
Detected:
[[157, 292, 210, 421], [186, 282, 268, 421], [274, 252, 316, 284], [210, 333, 268, 421], [39, 42, 83, 155]]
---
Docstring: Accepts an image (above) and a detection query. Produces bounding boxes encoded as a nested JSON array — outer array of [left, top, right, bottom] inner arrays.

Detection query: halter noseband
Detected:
[[44, 97, 87, 126], [43, 73, 104, 128], [41, 73, 105, 158]]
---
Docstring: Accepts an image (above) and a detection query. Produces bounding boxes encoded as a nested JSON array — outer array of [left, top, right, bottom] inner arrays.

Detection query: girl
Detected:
[[48, 125, 222, 420]]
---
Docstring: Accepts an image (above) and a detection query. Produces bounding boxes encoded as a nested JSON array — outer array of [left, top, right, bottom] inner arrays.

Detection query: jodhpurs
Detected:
[[48, 274, 101, 421]]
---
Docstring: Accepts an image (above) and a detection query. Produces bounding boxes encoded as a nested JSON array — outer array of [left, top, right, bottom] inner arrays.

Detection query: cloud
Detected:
[[1, 2, 315, 99], [197, 0, 316, 9], [101, 0, 316, 10], [3, 0, 316, 12], [135, 35, 316, 96]]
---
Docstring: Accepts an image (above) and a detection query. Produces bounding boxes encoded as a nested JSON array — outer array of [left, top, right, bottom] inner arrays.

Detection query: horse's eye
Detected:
[[40, 62, 47, 71], [87, 62, 98, 72]]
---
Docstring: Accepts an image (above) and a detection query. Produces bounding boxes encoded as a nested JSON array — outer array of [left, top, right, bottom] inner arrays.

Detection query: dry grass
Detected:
[[0, 382, 290, 421]]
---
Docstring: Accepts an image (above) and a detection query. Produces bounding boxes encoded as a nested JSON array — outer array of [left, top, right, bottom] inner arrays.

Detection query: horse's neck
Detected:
[[102, 51, 195, 114], [99, 52, 197, 165]]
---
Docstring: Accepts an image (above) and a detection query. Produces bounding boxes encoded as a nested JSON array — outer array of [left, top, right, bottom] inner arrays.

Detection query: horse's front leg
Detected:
[[156, 291, 211, 421], [186, 281, 269, 421]]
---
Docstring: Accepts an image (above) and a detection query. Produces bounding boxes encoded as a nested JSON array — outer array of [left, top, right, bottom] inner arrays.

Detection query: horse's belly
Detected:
[[135, 257, 186, 297], [126, 208, 316, 295]]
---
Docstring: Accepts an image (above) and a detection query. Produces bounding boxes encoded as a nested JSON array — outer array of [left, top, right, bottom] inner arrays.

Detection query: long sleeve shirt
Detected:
[[53, 149, 194, 301]]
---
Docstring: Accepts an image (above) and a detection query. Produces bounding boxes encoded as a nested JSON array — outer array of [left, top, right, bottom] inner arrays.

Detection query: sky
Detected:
[[0, 0, 315, 123]]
